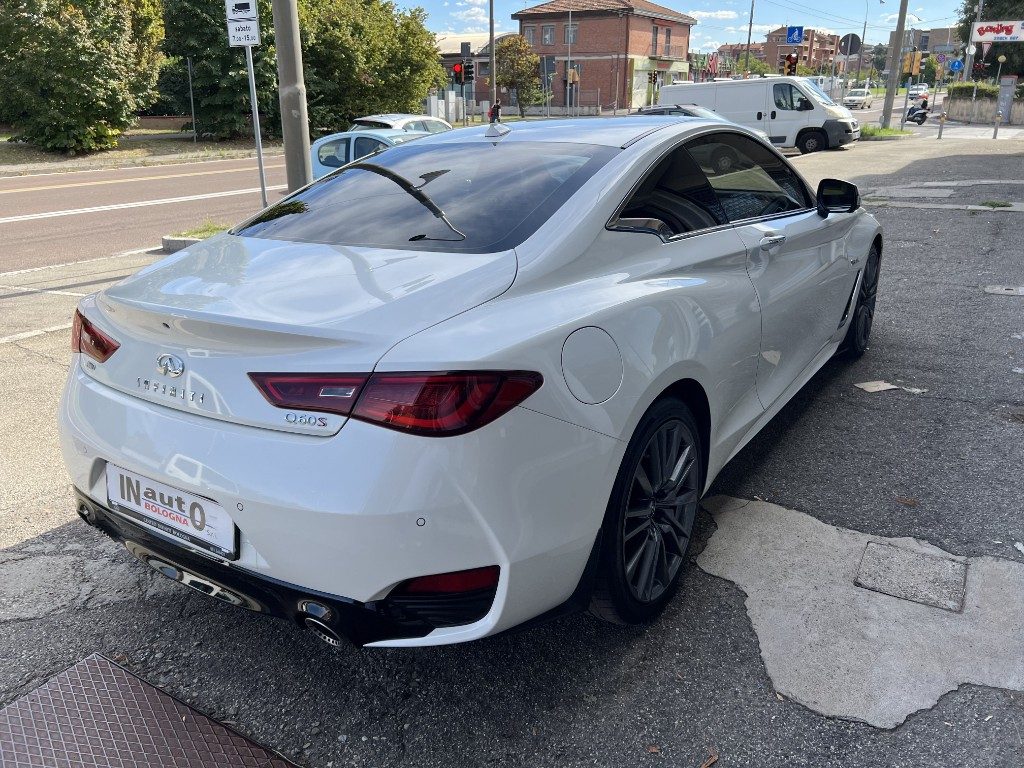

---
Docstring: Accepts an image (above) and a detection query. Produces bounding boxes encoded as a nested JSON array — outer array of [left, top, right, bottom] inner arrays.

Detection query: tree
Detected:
[[957, 0, 1023, 79], [300, 0, 445, 132], [494, 34, 541, 117], [0, 0, 164, 153], [740, 57, 772, 76], [163, 0, 280, 139], [871, 44, 888, 74]]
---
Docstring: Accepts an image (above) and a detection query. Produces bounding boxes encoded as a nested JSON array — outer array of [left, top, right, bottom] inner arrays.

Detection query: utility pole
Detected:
[[855, 0, 868, 87], [489, 0, 497, 109], [880, 0, 909, 129], [744, 0, 755, 72], [963, 0, 985, 82], [270, 0, 312, 192]]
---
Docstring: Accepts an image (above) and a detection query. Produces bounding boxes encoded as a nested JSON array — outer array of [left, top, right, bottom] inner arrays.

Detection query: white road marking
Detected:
[[0, 247, 159, 279], [0, 323, 73, 345], [0, 153, 284, 180], [0, 284, 89, 298], [0, 185, 285, 225]]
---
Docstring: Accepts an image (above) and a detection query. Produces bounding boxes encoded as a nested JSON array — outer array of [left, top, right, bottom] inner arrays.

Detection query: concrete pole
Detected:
[[270, 0, 312, 192], [880, 0, 909, 129], [855, 0, 867, 87]]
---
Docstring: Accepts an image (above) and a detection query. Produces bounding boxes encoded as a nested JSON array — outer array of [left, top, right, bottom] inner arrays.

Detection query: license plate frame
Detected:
[[104, 464, 239, 560]]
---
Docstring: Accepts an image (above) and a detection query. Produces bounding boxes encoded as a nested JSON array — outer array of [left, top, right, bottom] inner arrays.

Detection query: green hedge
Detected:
[[946, 82, 998, 100]]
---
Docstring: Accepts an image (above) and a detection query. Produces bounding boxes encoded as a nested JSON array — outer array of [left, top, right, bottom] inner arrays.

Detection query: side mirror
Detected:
[[817, 178, 860, 217]]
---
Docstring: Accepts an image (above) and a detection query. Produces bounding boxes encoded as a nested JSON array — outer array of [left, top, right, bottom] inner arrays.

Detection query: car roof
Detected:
[[355, 114, 446, 123], [312, 128, 427, 145], [419, 117, 710, 148]]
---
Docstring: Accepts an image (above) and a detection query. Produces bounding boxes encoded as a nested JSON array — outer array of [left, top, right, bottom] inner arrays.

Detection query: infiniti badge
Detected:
[[156, 353, 185, 378]]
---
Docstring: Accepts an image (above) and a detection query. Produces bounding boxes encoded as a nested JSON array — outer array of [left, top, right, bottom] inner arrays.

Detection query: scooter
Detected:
[[906, 105, 929, 125]]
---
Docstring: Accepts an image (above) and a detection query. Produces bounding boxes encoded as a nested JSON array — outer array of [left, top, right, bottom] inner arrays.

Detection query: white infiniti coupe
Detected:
[[60, 118, 882, 647]]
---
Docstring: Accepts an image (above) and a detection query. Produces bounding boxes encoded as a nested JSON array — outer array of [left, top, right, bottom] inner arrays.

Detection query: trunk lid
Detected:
[[84, 234, 516, 435]]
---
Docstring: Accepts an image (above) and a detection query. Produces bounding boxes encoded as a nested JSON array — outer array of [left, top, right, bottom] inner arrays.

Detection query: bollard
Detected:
[[993, 110, 1002, 139], [937, 112, 946, 139]]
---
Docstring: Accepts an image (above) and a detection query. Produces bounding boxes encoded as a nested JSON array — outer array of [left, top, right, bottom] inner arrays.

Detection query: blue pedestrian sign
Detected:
[[949, 58, 964, 72], [787, 26, 804, 44]]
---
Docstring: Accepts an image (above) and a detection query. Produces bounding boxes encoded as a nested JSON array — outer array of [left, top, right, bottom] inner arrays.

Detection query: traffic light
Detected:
[[784, 53, 798, 76], [452, 61, 464, 84], [464, 60, 475, 82], [902, 49, 922, 75], [972, 61, 988, 81]]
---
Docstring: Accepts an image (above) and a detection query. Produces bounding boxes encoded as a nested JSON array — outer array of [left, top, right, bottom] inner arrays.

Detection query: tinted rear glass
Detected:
[[234, 141, 617, 253]]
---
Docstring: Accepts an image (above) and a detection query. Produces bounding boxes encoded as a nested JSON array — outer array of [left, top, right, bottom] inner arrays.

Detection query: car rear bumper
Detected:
[[60, 363, 622, 646]]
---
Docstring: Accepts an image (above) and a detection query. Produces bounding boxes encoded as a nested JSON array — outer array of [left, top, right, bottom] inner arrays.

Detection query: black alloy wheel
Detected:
[[842, 244, 881, 358], [590, 398, 702, 624]]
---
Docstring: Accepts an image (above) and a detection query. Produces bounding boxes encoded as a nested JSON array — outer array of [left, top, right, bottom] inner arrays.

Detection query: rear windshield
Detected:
[[349, 120, 390, 130], [234, 141, 618, 253]]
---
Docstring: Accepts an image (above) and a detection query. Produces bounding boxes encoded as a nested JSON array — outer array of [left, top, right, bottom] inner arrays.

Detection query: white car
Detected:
[[310, 128, 429, 179], [843, 89, 874, 109], [60, 118, 882, 647], [349, 113, 452, 133], [907, 84, 930, 101]]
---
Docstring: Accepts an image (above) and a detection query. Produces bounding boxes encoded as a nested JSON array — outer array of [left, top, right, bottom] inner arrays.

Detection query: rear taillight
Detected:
[[248, 373, 369, 416], [351, 371, 542, 436], [395, 566, 500, 595], [72, 309, 120, 363], [248, 370, 542, 435]]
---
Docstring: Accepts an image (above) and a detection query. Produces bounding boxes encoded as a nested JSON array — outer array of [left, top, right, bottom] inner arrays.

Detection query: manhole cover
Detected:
[[0, 654, 296, 767], [855, 541, 967, 612]]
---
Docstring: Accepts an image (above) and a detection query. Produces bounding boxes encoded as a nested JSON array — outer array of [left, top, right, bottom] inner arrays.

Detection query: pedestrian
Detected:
[[489, 100, 502, 123]]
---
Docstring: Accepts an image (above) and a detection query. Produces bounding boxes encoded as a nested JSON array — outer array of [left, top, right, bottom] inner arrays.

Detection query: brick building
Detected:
[[512, 0, 696, 110], [885, 27, 963, 74], [763, 26, 841, 72], [717, 42, 765, 66]]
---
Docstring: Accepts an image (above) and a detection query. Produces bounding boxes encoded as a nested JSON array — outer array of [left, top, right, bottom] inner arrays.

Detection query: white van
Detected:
[[658, 77, 859, 153]]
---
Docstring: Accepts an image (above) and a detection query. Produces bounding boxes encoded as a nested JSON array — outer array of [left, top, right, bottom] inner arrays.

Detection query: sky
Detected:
[[429, 0, 964, 50]]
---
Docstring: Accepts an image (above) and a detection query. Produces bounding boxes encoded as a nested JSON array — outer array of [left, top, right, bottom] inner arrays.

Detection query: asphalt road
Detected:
[[0, 156, 287, 272], [1, 137, 1023, 767]]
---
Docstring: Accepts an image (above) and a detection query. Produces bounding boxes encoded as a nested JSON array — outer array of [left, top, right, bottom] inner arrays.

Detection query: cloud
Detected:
[[688, 10, 739, 19], [883, 12, 920, 24], [697, 40, 723, 51], [453, 6, 487, 23], [724, 24, 777, 35]]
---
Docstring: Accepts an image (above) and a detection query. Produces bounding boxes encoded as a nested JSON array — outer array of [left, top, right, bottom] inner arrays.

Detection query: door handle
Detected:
[[756, 112, 763, 120], [759, 234, 786, 250], [771, 110, 777, 119]]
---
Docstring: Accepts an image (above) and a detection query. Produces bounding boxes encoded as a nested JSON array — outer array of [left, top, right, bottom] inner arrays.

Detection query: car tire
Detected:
[[797, 130, 827, 154], [840, 243, 881, 359], [589, 397, 703, 625]]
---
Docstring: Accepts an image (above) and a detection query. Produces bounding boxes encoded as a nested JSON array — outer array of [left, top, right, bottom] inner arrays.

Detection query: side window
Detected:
[[317, 138, 350, 168], [685, 132, 811, 222], [774, 83, 810, 111], [613, 144, 727, 238], [424, 120, 448, 133], [353, 137, 387, 160], [405, 121, 426, 132]]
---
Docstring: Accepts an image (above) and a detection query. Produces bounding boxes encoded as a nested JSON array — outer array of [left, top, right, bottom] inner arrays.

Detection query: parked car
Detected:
[[61, 118, 881, 648], [310, 128, 429, 179], [633, 104, 773, 149], [842, 89, 874, 109], [658, 77, 859, 153], [907, 84, 930, 101], [349, 114, 453, 133]]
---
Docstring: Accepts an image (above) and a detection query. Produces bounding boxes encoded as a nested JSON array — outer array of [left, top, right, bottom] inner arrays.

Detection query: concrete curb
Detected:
[[859, 134, 915, 142], [161, 235, 201, 253]]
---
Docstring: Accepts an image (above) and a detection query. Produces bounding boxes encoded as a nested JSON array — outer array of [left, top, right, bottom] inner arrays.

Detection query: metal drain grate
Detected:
[[0, 654, 295, 767]]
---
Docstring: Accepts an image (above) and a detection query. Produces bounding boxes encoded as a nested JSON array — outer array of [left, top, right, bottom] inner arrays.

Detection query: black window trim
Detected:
[[606, 126, 816, 244]]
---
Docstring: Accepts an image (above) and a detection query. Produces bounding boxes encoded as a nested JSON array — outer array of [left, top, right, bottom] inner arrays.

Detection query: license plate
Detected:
[[105, 465, 238, 559]]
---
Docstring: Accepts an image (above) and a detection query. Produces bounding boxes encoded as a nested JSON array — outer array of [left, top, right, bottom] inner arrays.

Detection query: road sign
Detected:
[[787, 26, 804, 45], [936, 53, 947, 63], [839, 33, 861, 56], [949, 58, 964, 72], [226, 0, 260, 47]]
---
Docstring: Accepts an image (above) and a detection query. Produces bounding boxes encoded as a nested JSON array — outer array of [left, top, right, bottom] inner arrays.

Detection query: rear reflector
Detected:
[[72, 309, 120, 363], [352, 371, 543, 436], [248, 373, 369, 416], [396, 565, 500, 595], [249, 370, 542, 436]]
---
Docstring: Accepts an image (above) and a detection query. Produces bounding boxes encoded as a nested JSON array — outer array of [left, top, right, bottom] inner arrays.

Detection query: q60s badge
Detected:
[[286, 413, 329, 427]]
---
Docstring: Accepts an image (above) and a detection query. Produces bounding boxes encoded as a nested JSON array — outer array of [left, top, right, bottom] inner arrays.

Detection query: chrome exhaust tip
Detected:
[[304, 616, 343, 647]]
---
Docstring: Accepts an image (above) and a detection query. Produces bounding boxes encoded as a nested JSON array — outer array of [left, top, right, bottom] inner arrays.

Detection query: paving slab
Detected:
[[855, 541, 967, 612]]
